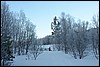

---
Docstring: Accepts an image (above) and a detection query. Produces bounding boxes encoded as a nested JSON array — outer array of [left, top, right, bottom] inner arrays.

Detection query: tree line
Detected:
[[1, 2, 40, 66], [51, 12, 99, 59]]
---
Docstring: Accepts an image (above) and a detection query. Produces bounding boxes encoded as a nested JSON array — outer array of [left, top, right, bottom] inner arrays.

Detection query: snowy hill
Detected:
[[11, 51, 99, 66]]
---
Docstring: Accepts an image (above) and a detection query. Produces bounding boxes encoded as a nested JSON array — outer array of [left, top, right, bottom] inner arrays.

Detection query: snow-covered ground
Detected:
[[11, 51, 99, 66]]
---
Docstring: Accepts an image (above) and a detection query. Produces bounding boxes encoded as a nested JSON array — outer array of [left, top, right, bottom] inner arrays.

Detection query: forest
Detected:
[[1, 1, 99, 66]]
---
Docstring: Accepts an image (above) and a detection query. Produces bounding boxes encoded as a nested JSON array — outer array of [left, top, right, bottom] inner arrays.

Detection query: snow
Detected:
[[11, 51, 99, 66], [41, 44, 56, 51], [42, 45, 53, 48], [42, 45, 53, 50]]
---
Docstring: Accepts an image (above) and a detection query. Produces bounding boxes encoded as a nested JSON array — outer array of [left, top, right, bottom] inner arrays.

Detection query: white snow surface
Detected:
[[11, 51, 99, 66]]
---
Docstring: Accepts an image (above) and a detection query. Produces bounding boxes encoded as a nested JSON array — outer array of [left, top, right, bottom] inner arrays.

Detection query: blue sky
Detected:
[[6, 1, 99, 38]]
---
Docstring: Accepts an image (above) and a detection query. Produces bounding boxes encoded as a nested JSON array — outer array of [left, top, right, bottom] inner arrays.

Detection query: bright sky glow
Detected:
[[6, 1, 99, 38]]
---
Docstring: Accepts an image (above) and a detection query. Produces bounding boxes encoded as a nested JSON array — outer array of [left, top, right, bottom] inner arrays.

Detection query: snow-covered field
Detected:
[[11, 51, 99, 66]]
